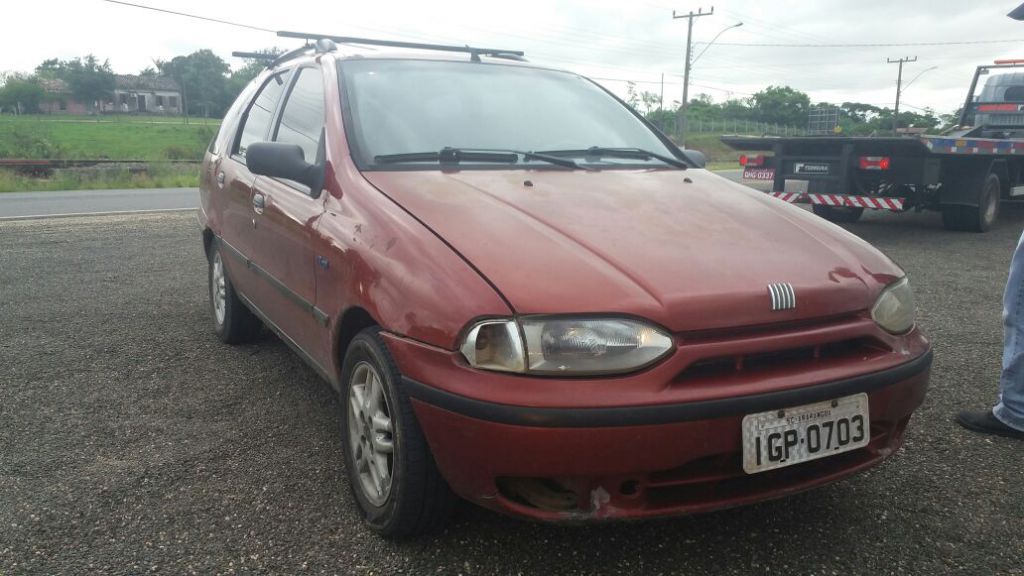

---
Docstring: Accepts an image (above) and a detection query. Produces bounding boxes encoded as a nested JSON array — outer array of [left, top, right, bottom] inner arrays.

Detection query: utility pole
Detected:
[[673, 6, 714, 145], [660, 73, 664, 110], [888, 56, 917, 135]]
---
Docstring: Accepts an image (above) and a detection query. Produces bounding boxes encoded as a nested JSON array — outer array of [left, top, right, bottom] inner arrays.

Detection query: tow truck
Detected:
[[721, 60, 1024, 232]]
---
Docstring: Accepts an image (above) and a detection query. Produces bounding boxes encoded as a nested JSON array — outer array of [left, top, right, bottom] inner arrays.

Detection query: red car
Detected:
[[198, 36, 931, 537]]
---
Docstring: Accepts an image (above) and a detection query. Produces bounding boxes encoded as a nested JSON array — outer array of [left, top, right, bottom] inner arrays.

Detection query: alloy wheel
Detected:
[[211, 252, 226, 326], [348, 361, 395, 507]]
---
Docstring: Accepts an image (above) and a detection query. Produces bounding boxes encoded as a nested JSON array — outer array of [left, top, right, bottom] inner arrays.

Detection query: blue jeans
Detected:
[[995, 229, 1024, 432]]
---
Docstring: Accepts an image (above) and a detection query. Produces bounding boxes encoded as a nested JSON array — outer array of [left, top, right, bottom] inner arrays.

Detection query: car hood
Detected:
[[362, 168, 904, 332]]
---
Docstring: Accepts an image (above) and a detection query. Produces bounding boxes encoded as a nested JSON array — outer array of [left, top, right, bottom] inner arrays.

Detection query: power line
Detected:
[[590, 76, 754, 97], [717, 7, 834, 45], [702, 39, 1024, 48], [99, 0, 274, 33], [92, 0, 967, 113]]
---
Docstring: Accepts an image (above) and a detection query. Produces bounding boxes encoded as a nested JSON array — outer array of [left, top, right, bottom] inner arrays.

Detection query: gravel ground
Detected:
[[1, 208, 1023, 576]]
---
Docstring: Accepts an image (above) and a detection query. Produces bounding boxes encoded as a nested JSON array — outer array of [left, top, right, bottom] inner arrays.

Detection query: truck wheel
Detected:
[[209, 240, 262, 344], [340, 327, 455, 538], [812, 204, 864, 223], [942, 173, 1000, 232]]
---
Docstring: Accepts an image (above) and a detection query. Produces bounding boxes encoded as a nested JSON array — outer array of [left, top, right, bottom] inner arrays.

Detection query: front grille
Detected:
[[674, 337, 891, 384]]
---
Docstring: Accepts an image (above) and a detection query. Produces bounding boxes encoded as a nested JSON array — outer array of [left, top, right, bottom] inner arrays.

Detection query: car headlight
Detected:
[[459, 317, 674, 375], [871, 277, 916, 334]]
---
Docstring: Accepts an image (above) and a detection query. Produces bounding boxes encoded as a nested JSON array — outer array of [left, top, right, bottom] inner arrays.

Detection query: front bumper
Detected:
[[382, 320, 931, 522]]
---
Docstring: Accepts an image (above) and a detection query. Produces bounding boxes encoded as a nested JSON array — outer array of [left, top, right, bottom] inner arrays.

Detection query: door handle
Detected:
[[216, 171, 226, 188], [253, 193, 266, 215]]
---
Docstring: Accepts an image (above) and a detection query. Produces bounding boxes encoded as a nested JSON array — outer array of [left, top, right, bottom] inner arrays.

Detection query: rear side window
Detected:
[[235, 73, 288, 158], [1006, 86, 1024, 102], [210, 81, 258, 155], [274, 68, 325, 163]]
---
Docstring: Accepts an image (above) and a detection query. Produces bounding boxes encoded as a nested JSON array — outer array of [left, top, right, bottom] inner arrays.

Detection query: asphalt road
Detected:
[[2, 207, 1023, 575], [0, 188, 198, 219], [0, 171, 760, 221]]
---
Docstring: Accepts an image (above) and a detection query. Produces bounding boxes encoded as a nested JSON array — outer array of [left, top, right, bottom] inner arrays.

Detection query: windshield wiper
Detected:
[[374, 147, 580, 169], [538, 146, 689, 169]]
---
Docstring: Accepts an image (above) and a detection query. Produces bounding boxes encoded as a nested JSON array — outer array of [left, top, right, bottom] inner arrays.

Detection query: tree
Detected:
[[625, 81, 640, 110], [750, 85, 810, 126], [225, 48, 283, 104], [157, 50, 230, 118], [940, 107, 964, 130], [839, 101, 883, 124], [720, 98, 753, 120], [0, 73, 44, 114], [36, 55, 115, 112], [685, 93, 722, 122]]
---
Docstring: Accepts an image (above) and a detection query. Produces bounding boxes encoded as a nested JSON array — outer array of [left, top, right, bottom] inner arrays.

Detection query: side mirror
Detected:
[[680, 148, 707, 169], [246, 142, 324, 193]]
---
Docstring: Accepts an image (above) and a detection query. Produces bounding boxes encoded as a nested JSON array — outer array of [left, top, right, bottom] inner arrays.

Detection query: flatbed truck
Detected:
[[722, 60, 1024, 232]]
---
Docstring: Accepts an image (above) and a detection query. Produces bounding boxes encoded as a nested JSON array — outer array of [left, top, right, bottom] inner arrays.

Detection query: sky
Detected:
[[6, 0, 1024, 115]]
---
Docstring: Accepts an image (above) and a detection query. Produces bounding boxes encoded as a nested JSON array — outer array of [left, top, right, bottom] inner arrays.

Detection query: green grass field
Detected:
[[0, 114, 739, 191], [0, 115, 218, 161], [0, 164, 200, 193], [682, 133, 741, 166]]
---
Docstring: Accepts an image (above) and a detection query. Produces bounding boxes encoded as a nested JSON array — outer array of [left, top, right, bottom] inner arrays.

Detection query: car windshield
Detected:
[[338, 59, 680, 169]]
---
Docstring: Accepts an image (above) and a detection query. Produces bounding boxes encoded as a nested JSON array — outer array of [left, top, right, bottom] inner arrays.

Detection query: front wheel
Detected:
[[340, 328, 454, 538], [812, 204, 864, 223]]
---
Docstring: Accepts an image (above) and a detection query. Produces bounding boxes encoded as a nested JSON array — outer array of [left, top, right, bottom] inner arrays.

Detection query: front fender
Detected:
[[313, 174, 513, 380]]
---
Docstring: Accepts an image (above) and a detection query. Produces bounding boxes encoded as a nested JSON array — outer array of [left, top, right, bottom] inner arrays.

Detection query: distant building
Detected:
[[107, 74, 182, 115], [37, 74, 183, 115], [38, 78, 88, 115]]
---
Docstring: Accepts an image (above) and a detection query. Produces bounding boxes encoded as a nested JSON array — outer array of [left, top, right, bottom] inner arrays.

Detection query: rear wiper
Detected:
[[539, 146, 689, 169], [374, 147, 580, 169]]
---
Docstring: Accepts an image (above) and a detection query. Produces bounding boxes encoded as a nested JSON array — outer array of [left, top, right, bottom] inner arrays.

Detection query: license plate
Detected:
[[742, 393, 869, 474], [742, 167, 775, 180]]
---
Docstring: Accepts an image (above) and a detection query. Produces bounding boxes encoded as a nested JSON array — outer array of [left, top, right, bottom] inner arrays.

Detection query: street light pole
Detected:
[[902, 65, 938, 92], [691, 21, 743, 66], [673, 6, 714, 146]]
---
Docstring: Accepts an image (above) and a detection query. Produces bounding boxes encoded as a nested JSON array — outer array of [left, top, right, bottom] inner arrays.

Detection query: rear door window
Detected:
[[234, 72, 289, 158]]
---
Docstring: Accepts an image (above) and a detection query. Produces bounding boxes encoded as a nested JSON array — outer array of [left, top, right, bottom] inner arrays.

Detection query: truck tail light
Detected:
[[859, 156, 891, 170], [740, 154, 765, 167]]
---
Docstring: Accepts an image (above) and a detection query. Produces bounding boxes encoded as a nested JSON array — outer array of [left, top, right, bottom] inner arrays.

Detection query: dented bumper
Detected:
[[382, 330, 931, 522]]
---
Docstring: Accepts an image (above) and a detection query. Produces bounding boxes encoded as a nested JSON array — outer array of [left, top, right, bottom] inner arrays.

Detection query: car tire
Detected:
[[942, 173, 1000, 233], [208, 240, 262, 344], [340, 327, 455, 538], [812, 204, 864, 223]]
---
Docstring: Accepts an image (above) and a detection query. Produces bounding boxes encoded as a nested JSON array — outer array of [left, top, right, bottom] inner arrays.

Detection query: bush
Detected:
[[163, 145, 195, 160], [0, 127, 63, 159]]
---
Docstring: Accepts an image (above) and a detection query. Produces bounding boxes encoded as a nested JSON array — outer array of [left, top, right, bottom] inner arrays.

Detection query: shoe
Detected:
[[955, 410, 1024, 440]]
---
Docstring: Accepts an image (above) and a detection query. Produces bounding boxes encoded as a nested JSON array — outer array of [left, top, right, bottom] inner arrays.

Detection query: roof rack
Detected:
[[231, 51, 277, 61], [231, 38, 339, 69], [277, 30, 525, 62]]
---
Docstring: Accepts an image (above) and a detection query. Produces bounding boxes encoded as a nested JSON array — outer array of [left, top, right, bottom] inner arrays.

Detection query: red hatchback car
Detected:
[[198, 36, 932, 537]]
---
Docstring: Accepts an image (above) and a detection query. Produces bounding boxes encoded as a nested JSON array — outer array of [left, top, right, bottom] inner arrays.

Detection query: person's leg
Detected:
[[994, 229, 1024, 432], [956, 230, 1024, 439]]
